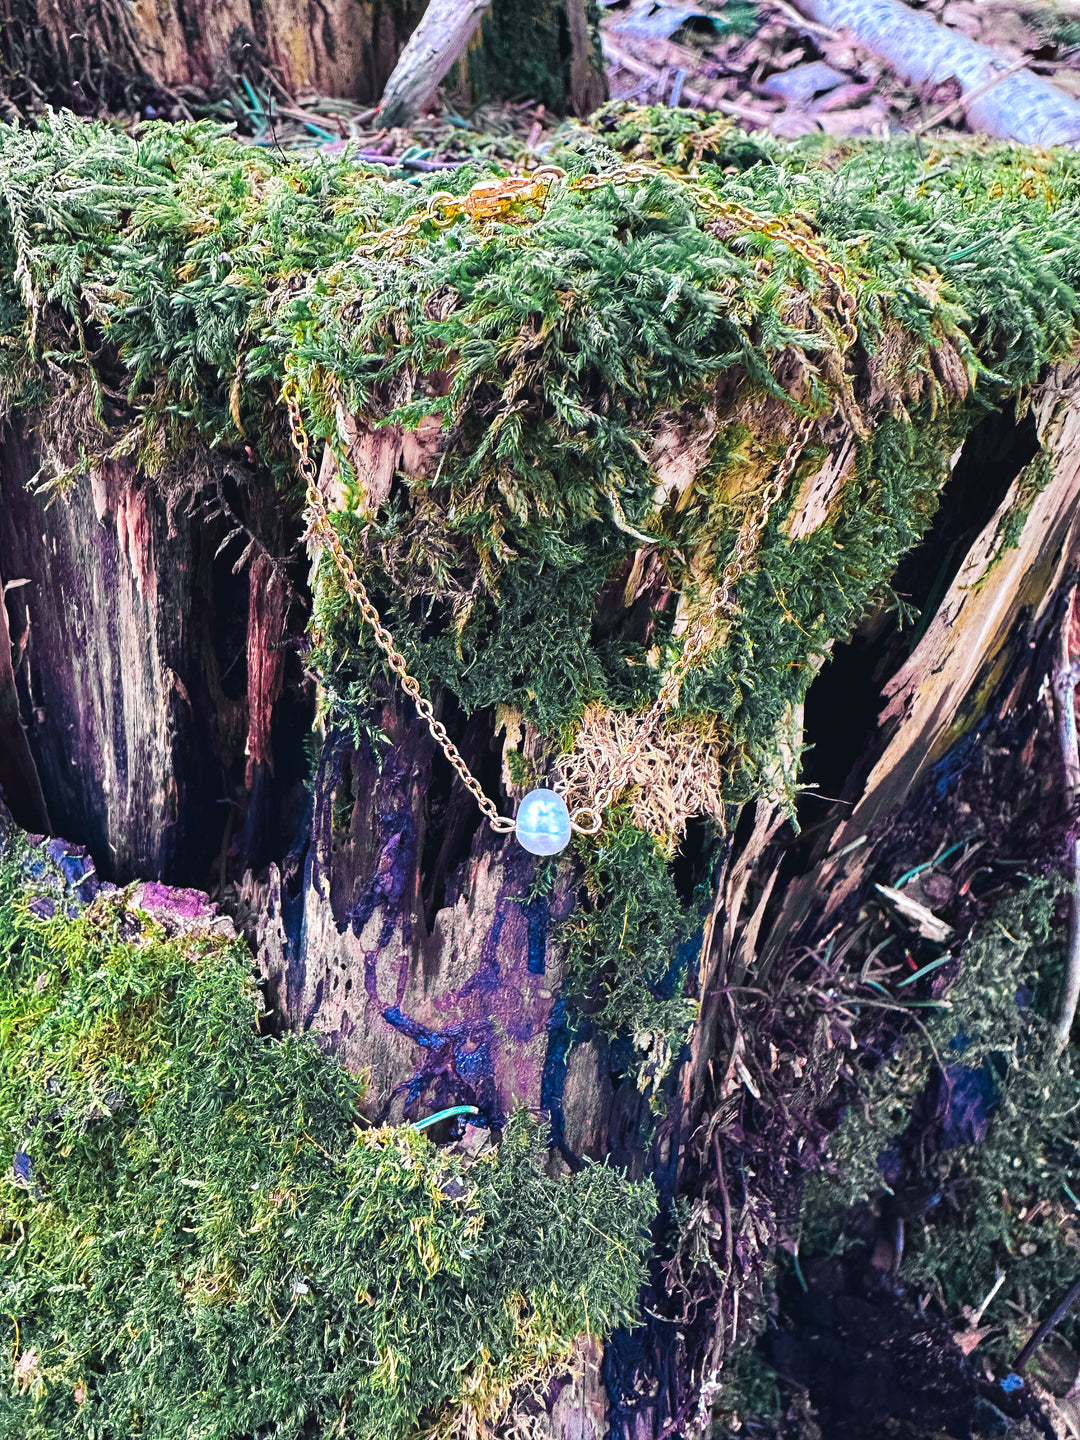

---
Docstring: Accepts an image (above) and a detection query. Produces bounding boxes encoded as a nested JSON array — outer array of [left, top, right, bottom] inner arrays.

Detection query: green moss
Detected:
[[6, 107, 1080, 1071], [562, 822, 699, 1092], [989, 447, 1056, 565], [0, 836, 654, 1439], [711, 1343, 783, 1436], [801, 879, 1080, 1369], [5, 110, 1078, 758]]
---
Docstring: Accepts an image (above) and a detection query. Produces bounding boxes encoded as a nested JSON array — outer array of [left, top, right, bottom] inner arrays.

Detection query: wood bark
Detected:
[[1, 0, 605, 121], [0, 423, 240, 882], [377, 0, 490, 127], [0, 0, 425, 109], [759, 362, 1080, 967], [0, 564, 49, 834], [3, 364, 1079, 1433]]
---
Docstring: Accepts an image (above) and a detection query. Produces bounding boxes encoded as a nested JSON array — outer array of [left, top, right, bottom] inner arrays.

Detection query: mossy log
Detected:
[[5, 105, 1080, 1436]]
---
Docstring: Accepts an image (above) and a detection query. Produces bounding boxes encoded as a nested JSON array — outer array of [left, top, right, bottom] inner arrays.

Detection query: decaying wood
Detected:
[[1, 0, 425, 107], [0, 565, 48, 833], [245, 550, 287, 789], [377, 0, 605, 127], [377, 0, 490, 128], [793, 0, 1080, 145], [1054, 586, 1080, 1053], [782, 431, 856, 540], [0, 429, 231, 881], [602, 35, 778, 125], [566, 0, 606, 118], [317, 398, 446, 517], [255, 700, 582, 1136], [760, 360, 1080, 966], [6, 290, 1080, 1440]]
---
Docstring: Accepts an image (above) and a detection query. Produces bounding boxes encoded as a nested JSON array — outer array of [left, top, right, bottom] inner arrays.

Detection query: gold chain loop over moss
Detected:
[[284, 377, 517, 836], [285, 165, 859, 842], [567, 408, 816, 836], [348, 163, 859, 352]]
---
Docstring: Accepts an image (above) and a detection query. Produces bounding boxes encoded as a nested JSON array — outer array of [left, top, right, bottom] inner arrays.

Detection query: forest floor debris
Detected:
[[54, 0, 1080, 157], [600, 0, 1080, 141], [167, 0, 1080, 155]]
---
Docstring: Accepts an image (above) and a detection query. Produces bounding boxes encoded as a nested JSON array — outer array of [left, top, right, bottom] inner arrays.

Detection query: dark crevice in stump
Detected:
[[0, 564, 49, 834], [418, 694, 498, 931], [0, 423, 312, 888], [799, 403, 1040, 825]]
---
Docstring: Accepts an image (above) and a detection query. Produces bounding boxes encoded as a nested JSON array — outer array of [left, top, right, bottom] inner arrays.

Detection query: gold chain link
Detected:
[[287, 164, 859, 839], [284, 378, 517, 834]]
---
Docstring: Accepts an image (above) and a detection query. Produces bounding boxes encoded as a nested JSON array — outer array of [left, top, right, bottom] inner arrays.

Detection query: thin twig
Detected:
[[1014, 1272, 1080, 1373], [971, 1269, 1006, 1328], [761, 0, 841, 41], [912, 57, 1031, 135]]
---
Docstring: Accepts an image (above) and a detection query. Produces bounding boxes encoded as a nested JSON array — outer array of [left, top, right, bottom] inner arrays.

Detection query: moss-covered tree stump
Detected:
[[4, 104, 1080, 1437]]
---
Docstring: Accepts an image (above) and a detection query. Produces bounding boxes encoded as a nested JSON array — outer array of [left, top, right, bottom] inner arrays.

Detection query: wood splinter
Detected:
[[1053, 583, 1080, 1054]]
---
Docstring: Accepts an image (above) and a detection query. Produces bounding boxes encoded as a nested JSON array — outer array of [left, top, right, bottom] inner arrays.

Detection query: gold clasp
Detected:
[[570, 807, 603, 835], [463, 167, 565, 223]]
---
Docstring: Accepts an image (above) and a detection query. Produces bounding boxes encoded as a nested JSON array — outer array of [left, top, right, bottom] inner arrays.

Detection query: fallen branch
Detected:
[[911, 56, 1029, 135], [761, 0, 841, 42], [377, 0, 490, 130], [1014, 1272, 1080, 1374], [353, 151, 466, 172], [791, 0, 1080, 145]]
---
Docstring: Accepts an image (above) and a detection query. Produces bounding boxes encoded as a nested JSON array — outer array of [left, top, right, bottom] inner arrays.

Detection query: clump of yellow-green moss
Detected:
[[0, 829, 653, 1439]]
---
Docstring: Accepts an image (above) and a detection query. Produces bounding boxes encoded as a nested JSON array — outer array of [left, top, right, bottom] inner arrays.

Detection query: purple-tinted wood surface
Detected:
[[253, 707, 606, 1135]]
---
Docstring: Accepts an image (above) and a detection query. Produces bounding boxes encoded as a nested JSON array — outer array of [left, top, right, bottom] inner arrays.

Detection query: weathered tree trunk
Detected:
[[0, 420, 308, 885], [662, 366, 1080, 1436], [4, 376, 1070, 1436], [0, 430, 220, 880], [0, 0, 426, 112], [377, 0, 493, 127], [0, 0, 605, 120], [762, 363, 1080, 962], [378, 0, 605, 126]]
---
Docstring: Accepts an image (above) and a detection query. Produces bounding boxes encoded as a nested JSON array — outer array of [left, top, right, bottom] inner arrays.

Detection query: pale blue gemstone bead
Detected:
[[515, 788, 572, 855]]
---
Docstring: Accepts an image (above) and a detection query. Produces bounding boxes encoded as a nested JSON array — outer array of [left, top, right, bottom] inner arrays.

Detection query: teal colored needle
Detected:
[[412, 1105, 479, 1132]]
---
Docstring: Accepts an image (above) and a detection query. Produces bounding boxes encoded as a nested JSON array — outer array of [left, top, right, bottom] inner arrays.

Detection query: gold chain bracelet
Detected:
[[285, 165, 857, 854]]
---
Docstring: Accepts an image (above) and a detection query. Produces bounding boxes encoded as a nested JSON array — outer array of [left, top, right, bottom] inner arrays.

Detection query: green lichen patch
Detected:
[[0, 840, 654, 1439]]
